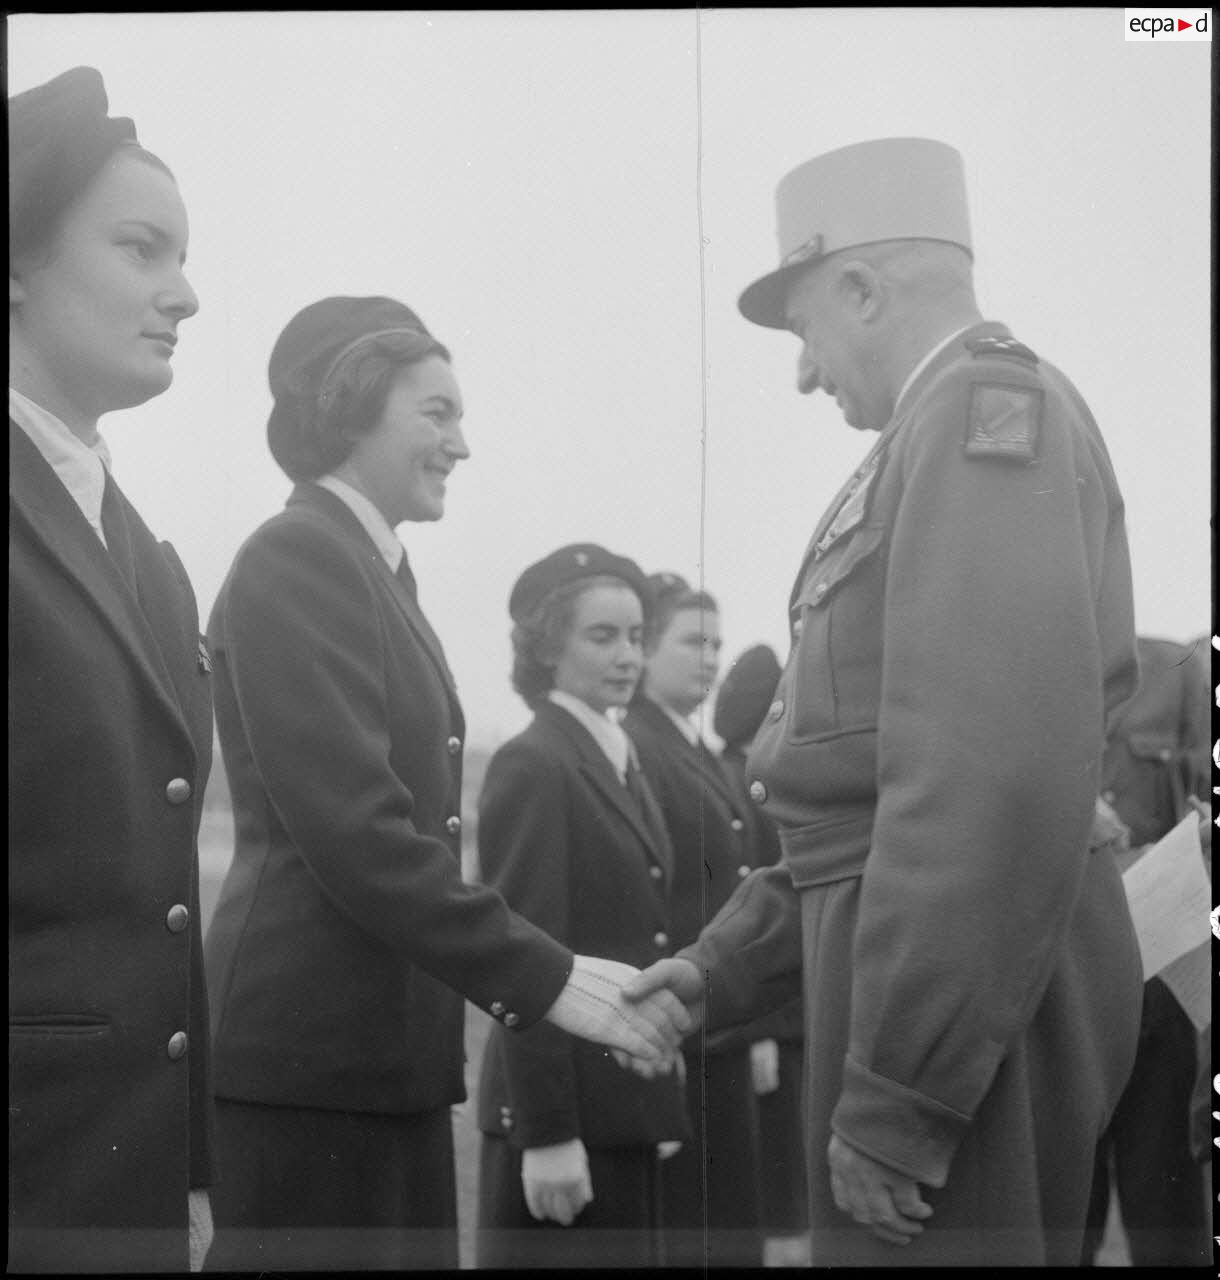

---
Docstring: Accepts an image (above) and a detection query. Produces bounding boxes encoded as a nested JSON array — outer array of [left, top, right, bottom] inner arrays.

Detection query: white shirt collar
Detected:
[[9, 386, 112, 545], [315, 473, 404, 573], [659, 701, 702, 747], [892, 324, 973, 419], [547, 689, 630, 782]]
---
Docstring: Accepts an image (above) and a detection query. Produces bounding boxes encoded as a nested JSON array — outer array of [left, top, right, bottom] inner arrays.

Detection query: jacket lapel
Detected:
[[10, 425, 193, 744], [634, 697, 740, 824], [289, 484, 464, 720], [539, 700, 674, 878]]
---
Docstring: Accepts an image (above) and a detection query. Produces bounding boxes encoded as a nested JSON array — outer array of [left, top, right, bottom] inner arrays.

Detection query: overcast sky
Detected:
[[9, 9, 1212, 748]]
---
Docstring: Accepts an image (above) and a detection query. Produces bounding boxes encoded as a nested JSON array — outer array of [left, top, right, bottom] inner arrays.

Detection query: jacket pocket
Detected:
[[787, 523, 887, 743], [10, 1014, 111, 1037]]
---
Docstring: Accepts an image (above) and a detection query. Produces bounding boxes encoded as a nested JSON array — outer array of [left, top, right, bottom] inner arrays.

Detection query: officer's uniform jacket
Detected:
[[204, 484, 573, 1117], [681, 323, 1143, 1230], [9, 425, 215, 1272], [476, 699, 689, 1152]]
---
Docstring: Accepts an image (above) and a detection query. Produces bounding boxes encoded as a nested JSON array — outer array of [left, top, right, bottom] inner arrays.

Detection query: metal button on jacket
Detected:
[[730, 817, 745, 833], [792, 618, 805, 638], [503, 1012, 520, 1028], [749, 780, 768, 804], [165, 904, 189, 934], [499, 1106, 513, 1130], [649, 864, 663, 880], [768, 699, 785, 721], [165, 777, 192, 805], [167, 1031, 189, 1061], [490, 1001, 505, 1017], [812, 582, 829, 600], [737, 864, 751, 879], [445, 815, 461, 835], [653, 931, 669, 949], [446, 736, 462, 756]]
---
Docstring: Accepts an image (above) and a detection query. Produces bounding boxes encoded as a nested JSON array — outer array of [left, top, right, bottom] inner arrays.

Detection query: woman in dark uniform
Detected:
[[623, 574, 765, 1268], [202, 304, 685, 1271], [476, 544, 689, 1269], [8, 67, 216, 1274]]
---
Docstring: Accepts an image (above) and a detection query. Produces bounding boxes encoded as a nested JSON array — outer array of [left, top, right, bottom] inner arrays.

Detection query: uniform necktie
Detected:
[[100, 470, 138, 592]]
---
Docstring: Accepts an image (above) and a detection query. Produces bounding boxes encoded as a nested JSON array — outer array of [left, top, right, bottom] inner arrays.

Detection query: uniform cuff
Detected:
[[830, 1056, 970, 1188]]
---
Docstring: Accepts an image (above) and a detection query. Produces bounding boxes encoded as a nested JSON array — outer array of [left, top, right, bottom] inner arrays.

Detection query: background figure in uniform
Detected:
[[9, 67, 215, 1272], [202, 306, 685, 1271], [623, 575, 764, 1268], [1081, 633, 1211, 1267], [475, 545, 689, 1270], [712, 644, 810, 1261], [625, 137, 1144, 1266]]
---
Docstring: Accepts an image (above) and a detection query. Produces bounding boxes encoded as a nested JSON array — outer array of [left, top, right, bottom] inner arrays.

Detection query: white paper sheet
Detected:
[[1120, 815, 1210, 981]]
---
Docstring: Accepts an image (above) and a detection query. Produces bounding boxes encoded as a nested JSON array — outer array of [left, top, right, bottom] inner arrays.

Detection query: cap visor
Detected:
[[737, 262, 805, 329]]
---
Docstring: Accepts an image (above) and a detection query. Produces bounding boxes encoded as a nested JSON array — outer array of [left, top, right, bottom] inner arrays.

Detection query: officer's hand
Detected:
[[828, 1134, 933, 1246], [621, 957, 705, 1029]]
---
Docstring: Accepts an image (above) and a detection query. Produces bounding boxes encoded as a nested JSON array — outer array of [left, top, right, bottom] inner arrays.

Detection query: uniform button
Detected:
[[165, 778, 192, 805], [749, 781, 768, 804], [1158, 748, 1172, 762], [768, 698, 784, 721], [503, 1012, 520, 1028], [653, 932, 669, 949], [490, 1001, 505, 1017], [447, 736, 462, 755], [792, 619, 804, 638], [499, 1107, 513, 1130], [445, 815, 461, 835], [737, 864, 751, 879], [1101, 790, 1115, 804], [649, 864, 663, 880], [165, 904, 189, 934], [167, 1031, 188, 1061], [812, 583, 828, 600], [729, 818, 745, 832]]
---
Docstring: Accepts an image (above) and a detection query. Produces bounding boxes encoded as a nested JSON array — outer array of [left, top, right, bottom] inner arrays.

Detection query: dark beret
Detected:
[[712, 643, 782, 748], [267, 295, 436, 404], [9, 66, 138, 260], [647, 571, 691, 602], [510, 544, 650, 624]]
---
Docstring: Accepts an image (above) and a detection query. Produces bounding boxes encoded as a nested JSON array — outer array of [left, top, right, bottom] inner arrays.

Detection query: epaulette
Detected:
[[965, 335, 1039, 365]]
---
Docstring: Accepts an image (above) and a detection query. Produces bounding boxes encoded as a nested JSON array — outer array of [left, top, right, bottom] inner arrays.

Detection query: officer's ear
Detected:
[[833, 260, 884, 323]]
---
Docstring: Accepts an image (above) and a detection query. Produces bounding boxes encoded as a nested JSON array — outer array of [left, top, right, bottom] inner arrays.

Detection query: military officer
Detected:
[[625, 137, 1144, 1266]]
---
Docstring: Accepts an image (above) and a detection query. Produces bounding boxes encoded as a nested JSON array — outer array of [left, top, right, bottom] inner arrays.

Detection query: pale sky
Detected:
[[9, 9, 1212, 748]]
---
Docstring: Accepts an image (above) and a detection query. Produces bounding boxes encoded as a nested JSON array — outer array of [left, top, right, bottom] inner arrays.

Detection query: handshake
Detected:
[[542, 954, 706, 1076]]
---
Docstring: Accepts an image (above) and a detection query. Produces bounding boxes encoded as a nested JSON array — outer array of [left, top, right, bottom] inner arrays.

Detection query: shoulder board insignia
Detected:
[[965, 383, 1042, 462], [965, 335, 1039, 365]]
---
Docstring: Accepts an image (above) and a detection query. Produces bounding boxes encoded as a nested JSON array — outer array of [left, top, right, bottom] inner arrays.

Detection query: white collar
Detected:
[[658, 701, 702, 747], [892, 324, 973, 419], [316, 473, 404, 573], [547, 689, 630, 782], [9, 386, 112, 545]]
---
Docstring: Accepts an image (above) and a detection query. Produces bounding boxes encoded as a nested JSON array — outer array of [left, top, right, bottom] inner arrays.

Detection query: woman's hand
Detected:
[[521, 1138, 593, 1226]]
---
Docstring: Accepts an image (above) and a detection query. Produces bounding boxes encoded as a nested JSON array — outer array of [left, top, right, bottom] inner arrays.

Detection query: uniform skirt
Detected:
[[205, 1098, 457, 1271], [477, 1134, 664, 1269]]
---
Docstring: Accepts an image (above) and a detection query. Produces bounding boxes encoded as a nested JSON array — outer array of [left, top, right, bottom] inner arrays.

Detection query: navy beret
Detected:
[[647, 571, 691, 602], [510, 544, 650, 624], [267, 295, 439, 404], [9, 67, 138, 260], [712, 644, 782, 748]]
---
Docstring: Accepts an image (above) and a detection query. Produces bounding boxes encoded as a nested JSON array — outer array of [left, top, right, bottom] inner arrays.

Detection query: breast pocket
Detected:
[[787, 523, 888, 744]]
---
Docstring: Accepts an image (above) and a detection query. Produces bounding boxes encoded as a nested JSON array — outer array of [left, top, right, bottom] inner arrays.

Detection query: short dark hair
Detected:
[[266, 329, 451, 482], [646, 585, 718, 655], [510, 574, 640, 709]]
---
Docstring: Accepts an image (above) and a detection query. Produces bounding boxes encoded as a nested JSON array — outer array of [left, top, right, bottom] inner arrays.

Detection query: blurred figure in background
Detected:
[[1081, 633, 1211, 1267], [202, 305, 685, 1271], [712, 644, 811, 1265], [475, 545, 689, 1269], [9, 66, 215, 1273], [623, 574, 764, 1268]]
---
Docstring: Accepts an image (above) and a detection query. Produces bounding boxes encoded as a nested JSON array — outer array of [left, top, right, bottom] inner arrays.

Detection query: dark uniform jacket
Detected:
[[680, 322, 1143, 1261], [1101, 635, 1209, 848], [204, 484, 573, 1117], [9, 425, 215, 1273], [476, 699, 688, 1151]]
